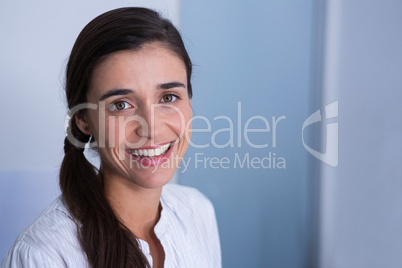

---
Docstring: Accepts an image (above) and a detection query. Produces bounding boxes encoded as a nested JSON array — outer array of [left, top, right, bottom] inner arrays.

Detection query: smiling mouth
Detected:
[[127, 142, 173, 158]]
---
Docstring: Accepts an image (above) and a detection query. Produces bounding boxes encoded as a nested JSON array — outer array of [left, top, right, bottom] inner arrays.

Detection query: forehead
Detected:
[[88, 43, 187, 99]]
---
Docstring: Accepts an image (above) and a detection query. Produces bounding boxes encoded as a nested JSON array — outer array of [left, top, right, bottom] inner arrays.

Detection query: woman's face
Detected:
[[80, 43, 192, 189]]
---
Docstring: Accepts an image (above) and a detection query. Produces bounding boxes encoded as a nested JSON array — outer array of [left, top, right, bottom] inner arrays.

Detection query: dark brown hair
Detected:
[[60, 7, 192, 267]]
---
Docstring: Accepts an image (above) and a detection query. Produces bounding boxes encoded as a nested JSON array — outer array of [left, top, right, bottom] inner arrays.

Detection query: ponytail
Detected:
[[60, 119, 150, 267]]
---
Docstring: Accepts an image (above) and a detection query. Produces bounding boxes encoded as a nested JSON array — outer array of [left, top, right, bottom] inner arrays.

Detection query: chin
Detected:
[[131, 168, 176, 189]]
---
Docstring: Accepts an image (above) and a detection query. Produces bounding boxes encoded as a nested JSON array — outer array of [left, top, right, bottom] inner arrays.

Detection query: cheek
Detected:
[[91, 113, 132, 149], [183, 106, 193, 139], [111, 116, 138, 149], [186, 117, 192, 142], [181, 110, 192, 144], [163, 105, 192, 138], [93, 114, 120, 148], [106, 116, 122, 146], [97, 117, 128, 162]]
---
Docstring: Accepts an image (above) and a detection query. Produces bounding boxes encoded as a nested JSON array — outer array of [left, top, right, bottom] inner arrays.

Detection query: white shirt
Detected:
[[1, 184, 221, 268]]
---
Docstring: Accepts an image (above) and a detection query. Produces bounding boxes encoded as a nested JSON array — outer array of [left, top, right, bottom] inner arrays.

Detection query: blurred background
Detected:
[[0, 0, 401, 267]]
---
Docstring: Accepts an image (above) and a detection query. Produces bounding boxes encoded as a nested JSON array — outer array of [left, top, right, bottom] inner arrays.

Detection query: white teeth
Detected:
[[129, 143, 171, 157]]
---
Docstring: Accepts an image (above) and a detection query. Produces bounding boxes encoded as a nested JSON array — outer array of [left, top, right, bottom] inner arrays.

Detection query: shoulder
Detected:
[[15, 196, 78, 247], [1, 196, 87, 267], [0, 240, 60, 268]]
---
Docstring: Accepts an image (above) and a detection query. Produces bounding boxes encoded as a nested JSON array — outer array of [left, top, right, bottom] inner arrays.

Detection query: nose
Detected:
[[134, 104, 162, 140]]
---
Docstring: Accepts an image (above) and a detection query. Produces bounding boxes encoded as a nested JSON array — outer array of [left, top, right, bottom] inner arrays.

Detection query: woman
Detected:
[[1, 7, 221, 268]]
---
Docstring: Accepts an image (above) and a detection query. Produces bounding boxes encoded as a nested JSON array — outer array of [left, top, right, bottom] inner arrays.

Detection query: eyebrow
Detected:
[[157, 81, 186, 90], [98, 82, 186, 101], [99, 89, 134, 101]]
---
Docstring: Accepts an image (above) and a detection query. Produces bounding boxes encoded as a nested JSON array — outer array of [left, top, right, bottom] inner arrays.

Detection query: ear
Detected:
[[75, 111, 92, 135]]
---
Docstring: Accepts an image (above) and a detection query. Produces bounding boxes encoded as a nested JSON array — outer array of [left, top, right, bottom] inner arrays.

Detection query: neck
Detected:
[[102, 172, 162, 240]]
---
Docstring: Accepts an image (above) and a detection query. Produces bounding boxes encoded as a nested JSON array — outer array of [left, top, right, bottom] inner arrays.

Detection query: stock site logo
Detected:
[[302, 101, 338, 167]]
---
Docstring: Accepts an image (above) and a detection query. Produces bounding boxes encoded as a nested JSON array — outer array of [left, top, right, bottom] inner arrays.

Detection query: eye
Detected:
[[109, 101, 132, 111], [160, 94, 179, 103]]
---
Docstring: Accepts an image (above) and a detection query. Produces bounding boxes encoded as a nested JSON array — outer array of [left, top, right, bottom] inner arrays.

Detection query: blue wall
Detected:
[[179, 1, 315, 267]]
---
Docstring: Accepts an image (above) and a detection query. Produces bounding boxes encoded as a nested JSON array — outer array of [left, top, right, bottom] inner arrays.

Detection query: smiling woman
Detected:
[[1, 7, 221, 268], [82, 46, 192, 189]]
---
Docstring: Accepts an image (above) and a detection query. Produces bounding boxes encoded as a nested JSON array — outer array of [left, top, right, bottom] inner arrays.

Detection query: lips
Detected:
[[126, 141, 175, 167]]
